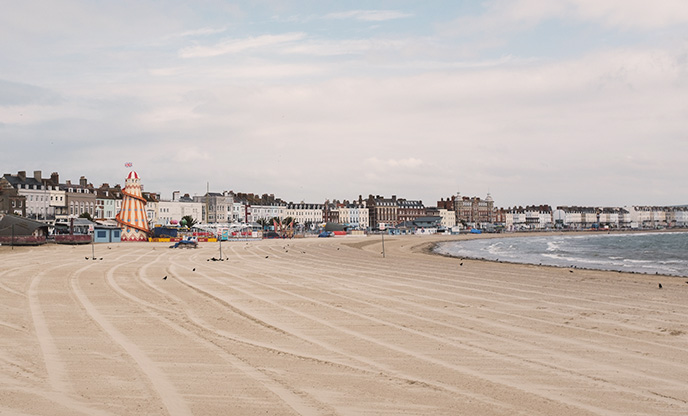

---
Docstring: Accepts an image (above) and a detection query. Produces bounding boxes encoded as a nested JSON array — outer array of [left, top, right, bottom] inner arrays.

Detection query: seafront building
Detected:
[[437, 192, 495, 229], [246, 203, 287, 224], [397, 199, 425, 224], [366, 195, 399, 229], [338, 202, 370, 230], [496, 206, 554, 231], [2, 171, 56, 220], [4, 166, 688, 233], [61, 176, 97, 219], [285, 203, 324, 229], [0, 176, 26, 216], [95, 184, 119, 220], [425, 207, 456, 229], [156, 193, 204, 226], [194, 191, 234, 224]]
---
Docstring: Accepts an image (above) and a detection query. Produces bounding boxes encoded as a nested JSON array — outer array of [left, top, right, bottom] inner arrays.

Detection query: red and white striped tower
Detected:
[[116, 171, 150, 241]]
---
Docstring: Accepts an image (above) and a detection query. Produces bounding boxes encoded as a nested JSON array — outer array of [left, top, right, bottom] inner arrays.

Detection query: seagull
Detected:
[[85, 257, 89, 260], [163, 276, 167, 280]]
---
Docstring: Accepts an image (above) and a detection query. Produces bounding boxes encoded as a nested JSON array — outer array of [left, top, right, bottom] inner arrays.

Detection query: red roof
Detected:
[[127, 171, 139, 180]]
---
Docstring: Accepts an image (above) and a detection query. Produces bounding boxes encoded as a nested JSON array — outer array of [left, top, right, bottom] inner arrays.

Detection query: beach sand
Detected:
[[1, 234, 687, 415]]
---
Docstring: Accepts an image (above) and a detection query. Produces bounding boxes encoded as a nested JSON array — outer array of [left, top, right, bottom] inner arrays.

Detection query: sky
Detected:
[[1, 0, 687, 208]]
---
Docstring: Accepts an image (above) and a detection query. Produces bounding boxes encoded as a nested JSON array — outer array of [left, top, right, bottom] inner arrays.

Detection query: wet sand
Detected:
[[1, 234, 687, 415]]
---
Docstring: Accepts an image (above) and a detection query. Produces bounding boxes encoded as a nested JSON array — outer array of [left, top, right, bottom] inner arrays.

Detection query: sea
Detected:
[[434, 232, 688, 277]]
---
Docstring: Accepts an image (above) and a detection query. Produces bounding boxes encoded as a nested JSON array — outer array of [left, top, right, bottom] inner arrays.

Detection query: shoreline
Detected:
[[424, 230, 688, 279]]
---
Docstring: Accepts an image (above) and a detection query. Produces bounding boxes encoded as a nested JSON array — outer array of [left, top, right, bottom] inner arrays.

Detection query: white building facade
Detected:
[[157, 200, 204, 226], [338, 204, 370, 229], [286, 203, 324, 227]]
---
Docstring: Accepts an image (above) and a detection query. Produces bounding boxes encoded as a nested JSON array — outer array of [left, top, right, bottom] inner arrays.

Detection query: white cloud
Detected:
[[281, 38, 405, 56], [179, 32, 307, 58], [324, 10, 413, 22], [166, 27, 227, 39], [443, 0, 688, 39], [572, 0, 688, 29]]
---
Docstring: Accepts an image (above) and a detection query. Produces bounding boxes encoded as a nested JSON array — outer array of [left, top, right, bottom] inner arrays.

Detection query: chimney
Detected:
[[17, 171, 26, 181], [172, 191, 180, 202], [34, 170, 42, 181], [50, 172, 59, 185], [392, 195, 397, 201], [79, 176, 87, 187]]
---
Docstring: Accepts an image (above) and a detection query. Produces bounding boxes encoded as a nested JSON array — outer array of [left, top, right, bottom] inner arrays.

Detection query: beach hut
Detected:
[[93, 224, 122, 243]]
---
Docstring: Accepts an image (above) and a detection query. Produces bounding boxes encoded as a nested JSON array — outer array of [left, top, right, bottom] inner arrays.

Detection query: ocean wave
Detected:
[[434, 233, 688, 276]]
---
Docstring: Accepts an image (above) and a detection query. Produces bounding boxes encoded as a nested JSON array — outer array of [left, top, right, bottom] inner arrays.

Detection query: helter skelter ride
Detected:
[[115, 171, 150, 241]]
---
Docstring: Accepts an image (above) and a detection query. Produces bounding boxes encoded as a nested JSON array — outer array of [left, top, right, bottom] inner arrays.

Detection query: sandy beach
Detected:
[[1, 234, 687, 415]]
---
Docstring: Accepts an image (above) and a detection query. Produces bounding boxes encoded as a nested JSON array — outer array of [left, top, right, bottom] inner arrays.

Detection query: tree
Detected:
[[256, 218, 270, 230], [79, 212, 93, 221], [181, 215, 197, 228]]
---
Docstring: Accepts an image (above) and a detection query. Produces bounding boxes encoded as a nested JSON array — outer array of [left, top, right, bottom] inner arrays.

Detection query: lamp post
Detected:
[[379, 223, 386, 258]]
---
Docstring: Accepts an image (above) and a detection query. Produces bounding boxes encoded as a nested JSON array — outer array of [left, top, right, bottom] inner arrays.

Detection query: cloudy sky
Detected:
[[1, 1, 687, 208]]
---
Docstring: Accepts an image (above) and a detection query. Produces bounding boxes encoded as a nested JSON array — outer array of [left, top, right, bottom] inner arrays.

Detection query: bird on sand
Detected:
[[459, 263, 463, 266], [163, 276, 167, 280], [85, 257, 89, 260], [658, 283, 662, 289], [265, 256, 269, 259], [192, 268, 196, 271]]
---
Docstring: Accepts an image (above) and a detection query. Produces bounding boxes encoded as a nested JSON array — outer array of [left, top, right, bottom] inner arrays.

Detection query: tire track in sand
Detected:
[[69, 257, 192, 416], [171, 261, 589, 416], [212, 241, 686, 413], [27, 262, 114, 416], [102, 249, 329, 416]]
